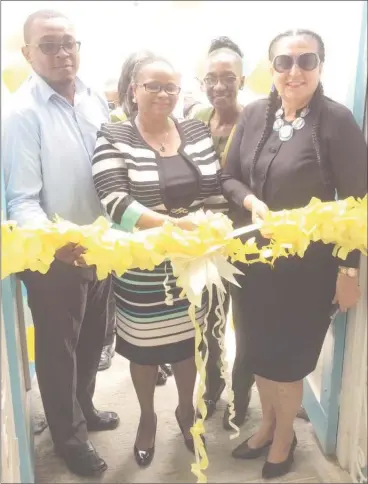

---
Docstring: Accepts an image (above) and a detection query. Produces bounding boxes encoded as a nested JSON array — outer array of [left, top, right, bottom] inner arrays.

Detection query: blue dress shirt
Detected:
[[3, 73, 109, 226]]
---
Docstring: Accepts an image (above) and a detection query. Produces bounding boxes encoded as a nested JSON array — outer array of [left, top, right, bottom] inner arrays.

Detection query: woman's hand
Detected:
[[243, 195, 269, 224], [333, 273, 361, 312], [172, 217, 198, 231]]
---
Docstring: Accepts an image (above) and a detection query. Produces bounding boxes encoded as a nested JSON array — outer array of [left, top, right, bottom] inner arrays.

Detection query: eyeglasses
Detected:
[[136, 82, 181, 95], [272, 53, 320, 73], [203, 75, 238, 88], [27, 40, 81, 56]]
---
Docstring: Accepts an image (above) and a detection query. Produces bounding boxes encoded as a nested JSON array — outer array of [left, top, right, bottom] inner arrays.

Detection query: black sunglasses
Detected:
[[27, 40, 81, 56], [272, 52, 320, 73], [136, 82, 181, 95]]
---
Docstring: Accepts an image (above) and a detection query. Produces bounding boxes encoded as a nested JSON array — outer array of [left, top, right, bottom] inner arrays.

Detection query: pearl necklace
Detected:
[[273, 106, 310, 141]]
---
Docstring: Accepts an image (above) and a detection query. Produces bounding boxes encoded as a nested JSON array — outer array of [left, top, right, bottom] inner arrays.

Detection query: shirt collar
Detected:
[[30, 72, 90, 103]]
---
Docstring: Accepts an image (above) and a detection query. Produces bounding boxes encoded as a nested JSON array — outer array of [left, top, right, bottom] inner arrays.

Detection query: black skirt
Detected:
[[231, 242, 338, 382]]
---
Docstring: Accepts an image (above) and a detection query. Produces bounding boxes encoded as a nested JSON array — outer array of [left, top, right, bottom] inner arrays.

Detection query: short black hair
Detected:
[[208, 36, 244, 58], [23, 9, 69, 44]]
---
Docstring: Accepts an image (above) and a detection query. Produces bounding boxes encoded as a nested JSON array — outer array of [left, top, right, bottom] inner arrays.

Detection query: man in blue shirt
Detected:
[[3, 10, 119, 477]]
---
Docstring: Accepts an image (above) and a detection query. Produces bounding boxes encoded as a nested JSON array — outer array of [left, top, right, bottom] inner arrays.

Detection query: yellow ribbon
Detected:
[[2, 196, 367, 483]]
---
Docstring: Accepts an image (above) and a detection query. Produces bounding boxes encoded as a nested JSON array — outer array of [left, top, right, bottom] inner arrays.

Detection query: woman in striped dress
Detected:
[[92, 54, 225, 467]]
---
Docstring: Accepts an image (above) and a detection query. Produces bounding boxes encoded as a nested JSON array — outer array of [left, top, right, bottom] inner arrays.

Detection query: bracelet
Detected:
[[338, 266, 359, 278]]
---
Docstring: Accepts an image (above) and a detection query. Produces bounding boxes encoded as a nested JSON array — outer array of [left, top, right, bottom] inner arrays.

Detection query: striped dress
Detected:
[[92, 117, 226, 364]]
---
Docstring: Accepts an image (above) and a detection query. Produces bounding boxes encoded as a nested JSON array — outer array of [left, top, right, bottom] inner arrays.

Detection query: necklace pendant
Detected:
[[159, 145, 165, 152], [273, 118, 284, 131], [300, 107, 310, 118], [292, 117, 306, 130], [275, 108, 283, 118], [279, 124, 294, 141]]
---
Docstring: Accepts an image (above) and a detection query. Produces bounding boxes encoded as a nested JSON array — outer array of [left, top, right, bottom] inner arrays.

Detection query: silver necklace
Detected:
[[158, 130, 169, 152], [273, 106, 310, 141]]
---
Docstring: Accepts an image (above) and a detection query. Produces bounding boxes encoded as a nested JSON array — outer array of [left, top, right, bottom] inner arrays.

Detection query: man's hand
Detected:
[[55, 243, 86, 265]]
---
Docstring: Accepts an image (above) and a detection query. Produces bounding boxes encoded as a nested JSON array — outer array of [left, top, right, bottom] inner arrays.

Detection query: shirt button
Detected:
[[269, 147, 277, 153]]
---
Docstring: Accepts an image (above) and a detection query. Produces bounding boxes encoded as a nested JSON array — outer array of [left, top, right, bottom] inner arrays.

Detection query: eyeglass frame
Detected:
[[272, 52, 321, 73], [25, 40, 81, 56], [202, 75, 239, 88], [135, 82, 181, 95]]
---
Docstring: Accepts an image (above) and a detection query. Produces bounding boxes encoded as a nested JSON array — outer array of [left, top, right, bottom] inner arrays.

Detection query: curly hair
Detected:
[[208, 36, 244, 58]]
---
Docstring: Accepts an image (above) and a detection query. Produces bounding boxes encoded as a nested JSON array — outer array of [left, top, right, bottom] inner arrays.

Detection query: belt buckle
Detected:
[[169, 208, 189, 217]]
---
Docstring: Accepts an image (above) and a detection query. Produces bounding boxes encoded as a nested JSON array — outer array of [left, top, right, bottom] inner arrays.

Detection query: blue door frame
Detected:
[[1, 174, 34, 483], [303, 0, 367, 455]]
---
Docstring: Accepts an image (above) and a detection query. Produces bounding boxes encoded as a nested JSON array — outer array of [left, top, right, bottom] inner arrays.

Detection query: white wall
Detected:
[[1, 0, 364, 106]]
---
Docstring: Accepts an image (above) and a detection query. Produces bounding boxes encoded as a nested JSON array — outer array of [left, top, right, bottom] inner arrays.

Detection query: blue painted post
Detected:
[[1, 174, 34, 483]]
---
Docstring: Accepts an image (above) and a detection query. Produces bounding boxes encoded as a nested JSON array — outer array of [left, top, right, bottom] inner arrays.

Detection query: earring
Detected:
[[132, 97, 137, 103]]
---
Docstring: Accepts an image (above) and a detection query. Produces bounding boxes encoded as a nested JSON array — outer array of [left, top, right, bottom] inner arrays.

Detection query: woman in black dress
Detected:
[[221, 29, 366, 479]]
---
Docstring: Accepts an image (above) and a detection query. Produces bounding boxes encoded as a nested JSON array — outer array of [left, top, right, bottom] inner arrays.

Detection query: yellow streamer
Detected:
[[189, 297, 209, 483], [213, 287, 239, 438]]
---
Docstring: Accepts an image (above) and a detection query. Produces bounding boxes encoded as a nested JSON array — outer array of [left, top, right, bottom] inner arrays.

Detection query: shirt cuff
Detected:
[[119, 200, 147, 232]]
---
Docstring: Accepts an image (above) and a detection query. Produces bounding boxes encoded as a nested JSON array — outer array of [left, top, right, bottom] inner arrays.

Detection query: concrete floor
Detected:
[[33, 330, 351, 484]]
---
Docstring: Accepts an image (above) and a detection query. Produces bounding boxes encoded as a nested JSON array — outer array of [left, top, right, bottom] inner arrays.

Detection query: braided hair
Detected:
[[250, 29, 332, 190], [117, 50, 154, 116], [208, 36, 244, 58]]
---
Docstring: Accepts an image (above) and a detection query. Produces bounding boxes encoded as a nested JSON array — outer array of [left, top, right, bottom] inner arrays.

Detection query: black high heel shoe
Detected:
[[175, 407, 206, 454], [232, 436, 273, 459], [133, 414, 157, 467], [262, 433, 298, 479]]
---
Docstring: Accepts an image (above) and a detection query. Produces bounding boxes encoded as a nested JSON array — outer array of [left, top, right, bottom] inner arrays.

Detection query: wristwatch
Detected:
[[338, 266, 359, 278]]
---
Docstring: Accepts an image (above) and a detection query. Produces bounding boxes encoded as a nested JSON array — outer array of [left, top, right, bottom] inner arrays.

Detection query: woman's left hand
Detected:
[[332, 273, 361, 312]]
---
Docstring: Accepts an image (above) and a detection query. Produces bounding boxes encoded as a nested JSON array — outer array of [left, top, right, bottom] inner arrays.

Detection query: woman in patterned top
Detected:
[[92, 54, 225, 467], [112, 50, 174, 386]]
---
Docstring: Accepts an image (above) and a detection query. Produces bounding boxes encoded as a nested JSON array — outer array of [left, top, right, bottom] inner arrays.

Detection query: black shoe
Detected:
[[134, 414, 157, 467], [86, 409, 120, 431], [202, 381, 226, 420], [175, 407, 205, 454], [223, 405, 247, 430], [156, 367, 168, 386], [262, 434, 298, 479], [223, 387, 252, 430], [232, 436, 273, 460], [161, 364, 173, 376], [98, 344, 115, 371], [56, 440, 107, 477]]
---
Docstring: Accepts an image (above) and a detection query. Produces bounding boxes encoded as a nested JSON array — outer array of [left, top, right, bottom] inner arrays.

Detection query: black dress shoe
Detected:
[[223, 405, 247, 430], [202, 381, 226, 420], [262, 434, 298, 479], [86, 409, 120, 431], [56, 440, 107, 477], [156, 367, 168, 386], [98, 344, 115, 371], [134, 414, 157, 467], [232, 436, 273, 459], [175, 407, 206, 454], [223, 387, 252, 430], [161, 364, 173, 376]]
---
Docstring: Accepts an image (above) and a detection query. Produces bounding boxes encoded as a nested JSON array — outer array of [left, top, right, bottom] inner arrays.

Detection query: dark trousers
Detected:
[[21, 260, 112, 448], [203, 282, 254, 411]]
